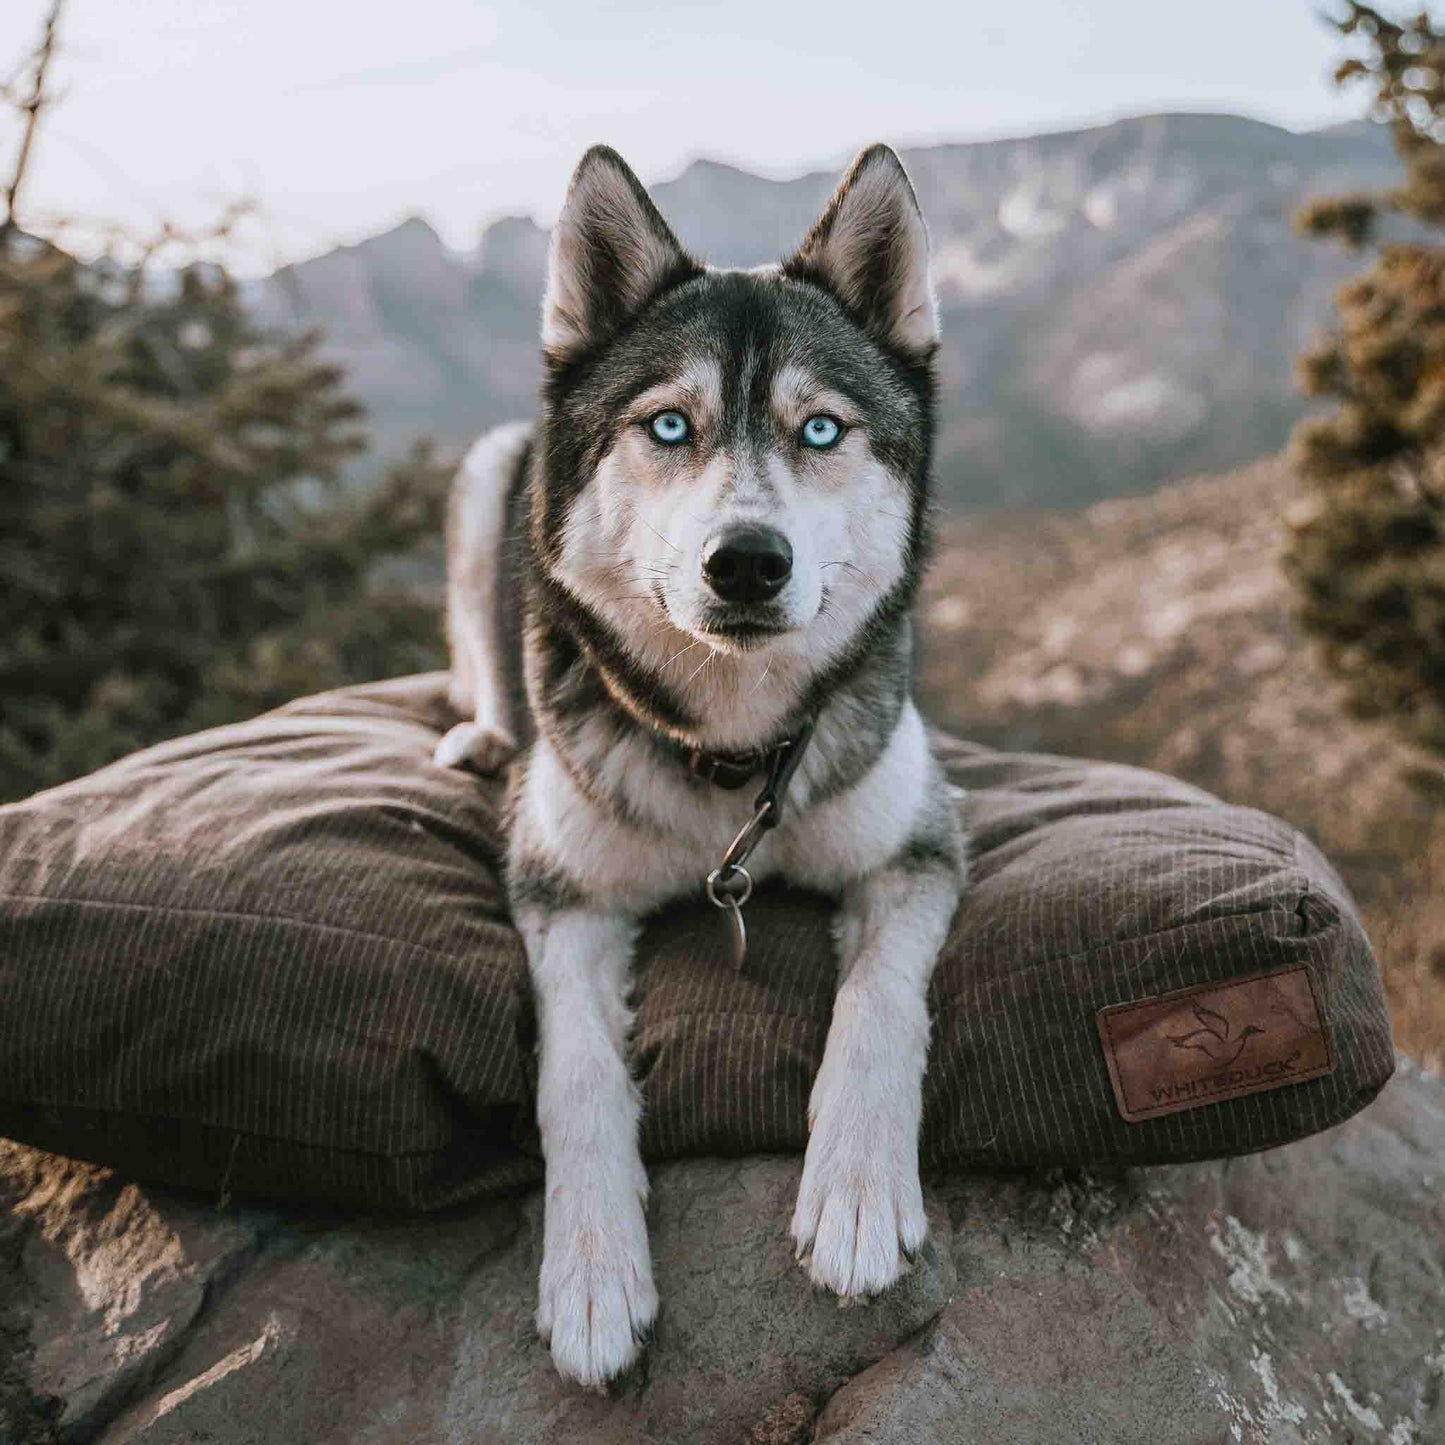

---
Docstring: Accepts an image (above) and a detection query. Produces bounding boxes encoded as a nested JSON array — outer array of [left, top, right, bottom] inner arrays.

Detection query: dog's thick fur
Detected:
[[437, 143, 963, 1389]]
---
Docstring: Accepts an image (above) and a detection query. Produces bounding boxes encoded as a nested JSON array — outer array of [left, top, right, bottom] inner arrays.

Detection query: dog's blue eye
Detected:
[[649, 411, 690, 445], [801, 414, 842, 449]]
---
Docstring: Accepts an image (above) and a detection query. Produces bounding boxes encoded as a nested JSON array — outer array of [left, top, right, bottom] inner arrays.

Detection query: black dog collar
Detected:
[[685, 723, 814, 797]]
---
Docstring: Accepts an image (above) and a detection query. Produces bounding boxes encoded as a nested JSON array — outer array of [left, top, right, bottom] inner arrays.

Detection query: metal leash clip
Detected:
[[705, 814, 764, 970], [703, 721, 814, 970]]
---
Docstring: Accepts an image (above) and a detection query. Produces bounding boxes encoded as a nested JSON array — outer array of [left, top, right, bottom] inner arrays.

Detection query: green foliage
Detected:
[[1286, 3, 1445, 748], [0, 239, 450, 802]]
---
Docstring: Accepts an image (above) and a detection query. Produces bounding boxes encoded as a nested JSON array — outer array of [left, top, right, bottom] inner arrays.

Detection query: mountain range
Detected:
[[250, 112, 1397, 510]]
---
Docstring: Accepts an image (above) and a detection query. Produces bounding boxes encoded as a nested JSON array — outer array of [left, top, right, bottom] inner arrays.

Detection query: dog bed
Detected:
[[0, 674, 1394, 1210]]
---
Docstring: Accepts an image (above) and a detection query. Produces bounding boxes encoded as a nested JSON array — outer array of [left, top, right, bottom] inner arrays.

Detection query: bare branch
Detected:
[[1, 0, 65, 245]]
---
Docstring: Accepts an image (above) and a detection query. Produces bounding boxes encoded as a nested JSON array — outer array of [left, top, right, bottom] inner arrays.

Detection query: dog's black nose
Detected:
[[702, 525, 793, 603]]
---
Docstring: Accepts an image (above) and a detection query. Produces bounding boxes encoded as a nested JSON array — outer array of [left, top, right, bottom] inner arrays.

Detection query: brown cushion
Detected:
[[0, 675, 1395, 1210]]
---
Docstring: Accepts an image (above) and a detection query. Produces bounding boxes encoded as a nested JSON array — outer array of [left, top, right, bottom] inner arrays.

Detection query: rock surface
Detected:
[[2, 1066, 1441, 1445]]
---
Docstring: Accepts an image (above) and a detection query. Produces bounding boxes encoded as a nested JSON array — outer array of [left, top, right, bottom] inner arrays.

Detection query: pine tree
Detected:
[[0, 241, 451, 801], [1287, 4, 1445, 747], [0, 2, 451, 802]]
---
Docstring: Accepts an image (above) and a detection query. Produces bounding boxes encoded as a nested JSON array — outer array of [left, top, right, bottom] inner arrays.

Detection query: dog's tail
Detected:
[[435, 421, 532, 773]]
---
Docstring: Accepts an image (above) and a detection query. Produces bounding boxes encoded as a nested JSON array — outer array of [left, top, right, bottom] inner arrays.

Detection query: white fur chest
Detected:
[[512, 701, 935, 913]]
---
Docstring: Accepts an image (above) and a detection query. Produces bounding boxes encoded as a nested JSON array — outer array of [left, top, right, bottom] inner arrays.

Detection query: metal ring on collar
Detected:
[[706, 864, 754, 910]]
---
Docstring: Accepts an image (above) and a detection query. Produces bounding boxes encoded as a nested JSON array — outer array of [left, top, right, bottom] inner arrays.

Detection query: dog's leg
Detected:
[[791, 854, 958, 1296], [518, 903, 656, 1390], [434, 422, 530, 774]]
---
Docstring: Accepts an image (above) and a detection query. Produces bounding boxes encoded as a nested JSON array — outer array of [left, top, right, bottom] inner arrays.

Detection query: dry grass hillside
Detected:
[[917, 456, 1445, 1069]]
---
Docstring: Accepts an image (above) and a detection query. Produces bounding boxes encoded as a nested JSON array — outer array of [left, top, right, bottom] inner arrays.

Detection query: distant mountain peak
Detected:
[[359, 214, 445, 255]]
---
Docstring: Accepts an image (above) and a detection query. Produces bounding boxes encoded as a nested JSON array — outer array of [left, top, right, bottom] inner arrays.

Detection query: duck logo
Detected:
[[1096, 966, 1336, 1123], [1166, 1003, 1265, 1066]]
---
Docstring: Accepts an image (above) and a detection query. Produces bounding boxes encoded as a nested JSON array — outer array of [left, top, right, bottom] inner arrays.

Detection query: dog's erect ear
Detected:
[[783, 144, 937, 362], [541, 146, 697, 363]]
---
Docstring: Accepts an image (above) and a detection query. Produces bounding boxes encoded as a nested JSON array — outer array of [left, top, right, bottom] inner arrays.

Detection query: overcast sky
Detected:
[[0, 0, 1372, 273]]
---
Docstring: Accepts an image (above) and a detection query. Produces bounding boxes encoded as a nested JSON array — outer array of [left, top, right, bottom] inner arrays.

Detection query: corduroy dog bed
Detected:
[[0, 674, 1394, 1210]]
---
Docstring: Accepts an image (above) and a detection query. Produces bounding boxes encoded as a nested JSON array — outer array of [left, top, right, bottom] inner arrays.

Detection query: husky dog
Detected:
[[436, 142, 963, 1389]]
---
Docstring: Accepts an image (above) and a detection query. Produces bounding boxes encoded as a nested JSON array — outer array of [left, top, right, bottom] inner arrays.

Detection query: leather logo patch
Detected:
[[1096, 966, 1335, 1123]]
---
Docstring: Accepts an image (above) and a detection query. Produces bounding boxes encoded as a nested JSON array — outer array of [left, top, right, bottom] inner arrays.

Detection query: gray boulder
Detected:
[[3, 1066, 1441, 1445]]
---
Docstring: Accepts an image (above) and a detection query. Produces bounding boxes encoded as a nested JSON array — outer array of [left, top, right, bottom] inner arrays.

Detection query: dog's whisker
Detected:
[[684, 648, 718, 686], [662, 639, 704, 669], [593, 592, 664, 607], [628, 510, 680, 554]]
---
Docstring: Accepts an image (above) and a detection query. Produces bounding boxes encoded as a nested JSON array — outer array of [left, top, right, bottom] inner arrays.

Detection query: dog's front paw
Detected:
[[433, 720, 517, 774], [790, 1092, 927, 1298], [537, 1204, 657, 1390]]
